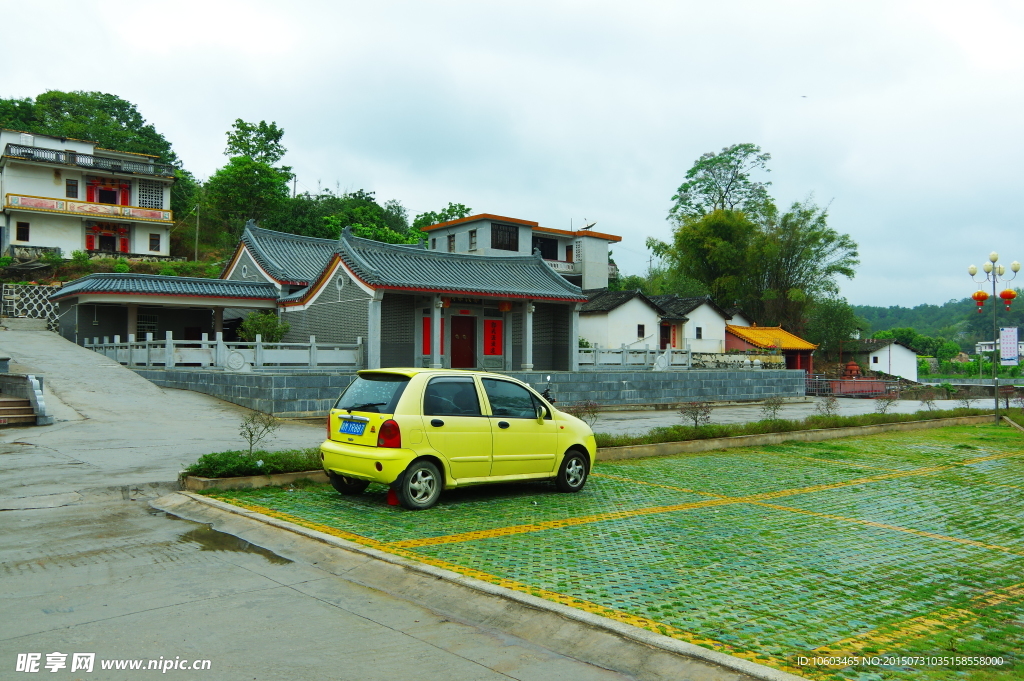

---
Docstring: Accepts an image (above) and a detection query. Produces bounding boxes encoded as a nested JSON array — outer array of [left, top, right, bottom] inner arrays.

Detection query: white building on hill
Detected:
[[0, 129, 175, 259]]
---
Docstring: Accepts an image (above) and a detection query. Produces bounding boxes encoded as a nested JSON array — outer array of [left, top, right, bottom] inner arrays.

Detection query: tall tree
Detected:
[[803, 296, 864, 359], [747, 200, 859, 329], [206, 119, 292, 239], [224, 119, 286, 165], [668, 143, 773, 223], [412, 202, 472, 229], [653, 209, 758, 306]]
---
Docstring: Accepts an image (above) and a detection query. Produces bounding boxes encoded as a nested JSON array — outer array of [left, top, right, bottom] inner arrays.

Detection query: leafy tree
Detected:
[[747, 200, 859, 330], [0, 90, 178, 162], [206, 156, 291, 238], [653, 209, 757, 306], [412, 202, 472, 229], [803, 296, 863, 359], [225, 119, 286, 165], [237, 311, 291, 342], [382, 199, 410, 233], [325, 215, 422, 245], [668, 143, 773, 223]]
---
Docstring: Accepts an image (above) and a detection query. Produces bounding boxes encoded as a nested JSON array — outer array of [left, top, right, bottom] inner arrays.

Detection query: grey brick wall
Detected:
[[132, 367, 804, 418]]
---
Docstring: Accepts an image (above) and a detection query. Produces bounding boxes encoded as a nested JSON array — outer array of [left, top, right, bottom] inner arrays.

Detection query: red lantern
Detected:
[[1000, 288, 1017, 310], [973, 290, 989, 313]]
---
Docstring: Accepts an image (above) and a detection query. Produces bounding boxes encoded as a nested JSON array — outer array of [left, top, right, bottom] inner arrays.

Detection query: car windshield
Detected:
[[335, 374, 409, 413]]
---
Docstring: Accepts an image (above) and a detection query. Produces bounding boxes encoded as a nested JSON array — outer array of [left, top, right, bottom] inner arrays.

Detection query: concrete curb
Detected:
[[1002, 415, 1024, 433], [153, 491, 806, 681], [183, 470, 327, 491], [596, 414, 997, 460]]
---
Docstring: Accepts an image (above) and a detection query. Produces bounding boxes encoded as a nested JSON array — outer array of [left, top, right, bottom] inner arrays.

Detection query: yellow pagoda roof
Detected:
[[726, 325, 818, 351]]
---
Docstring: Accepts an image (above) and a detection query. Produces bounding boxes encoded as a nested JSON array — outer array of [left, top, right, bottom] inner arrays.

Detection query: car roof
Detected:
[[356, 368, 529, 382]]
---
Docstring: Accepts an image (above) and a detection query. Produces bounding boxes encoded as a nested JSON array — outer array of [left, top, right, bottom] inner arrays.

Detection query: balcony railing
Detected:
[[543, 260, 620, 278], [3, 144, 175, 178], [5, 194, 172, 223]]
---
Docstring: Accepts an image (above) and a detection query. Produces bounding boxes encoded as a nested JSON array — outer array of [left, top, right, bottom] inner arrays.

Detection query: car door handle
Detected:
[[497, 421, 510, 429], [430, 419, 444, 427]]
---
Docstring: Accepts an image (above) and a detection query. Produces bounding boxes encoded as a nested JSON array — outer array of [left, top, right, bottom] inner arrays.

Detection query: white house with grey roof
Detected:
[[1, 128, 176, 260]]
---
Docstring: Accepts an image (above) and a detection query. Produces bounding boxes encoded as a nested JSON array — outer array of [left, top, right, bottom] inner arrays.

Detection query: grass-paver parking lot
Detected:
[[204, 425, 1024, 680]]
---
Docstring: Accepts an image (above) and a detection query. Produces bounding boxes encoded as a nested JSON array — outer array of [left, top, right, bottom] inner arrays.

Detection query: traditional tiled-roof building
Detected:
[[53, 223, 588, 372], [725, 324, 818, 373]]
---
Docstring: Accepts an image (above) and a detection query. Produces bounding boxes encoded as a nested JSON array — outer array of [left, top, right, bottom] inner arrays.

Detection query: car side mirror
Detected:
[[536, 405, 546, 422]]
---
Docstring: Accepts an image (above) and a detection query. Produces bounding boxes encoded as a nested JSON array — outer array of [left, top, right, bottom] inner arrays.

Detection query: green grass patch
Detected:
[[594, 407, 993, 448], [182, 448, 321, 478]]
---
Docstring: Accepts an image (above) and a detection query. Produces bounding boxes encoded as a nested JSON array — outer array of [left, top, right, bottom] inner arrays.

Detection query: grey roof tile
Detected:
[[240, 223, 338, 284], [50, 273, 278, 301], [337, 231, 585, 300], [581, 289, 666, 314]]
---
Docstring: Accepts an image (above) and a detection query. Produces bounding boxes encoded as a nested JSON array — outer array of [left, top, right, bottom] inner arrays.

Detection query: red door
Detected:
[[451, 316, 476, 368]]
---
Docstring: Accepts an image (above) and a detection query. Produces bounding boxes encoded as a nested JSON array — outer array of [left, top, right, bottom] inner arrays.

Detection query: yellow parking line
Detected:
[[592, 472, 728, 498], [393, 448, 1024, 549], [790, 455, 906, 472], [813, 581, 1024, 660], [208, 497, 801, 674], [748, 501, 1024, 556]]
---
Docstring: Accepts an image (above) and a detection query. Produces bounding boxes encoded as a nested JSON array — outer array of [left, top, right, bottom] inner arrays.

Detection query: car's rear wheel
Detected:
[[555, 450, 588, 493], [328, 471, 370, 496], [395, 460, 442, 510]]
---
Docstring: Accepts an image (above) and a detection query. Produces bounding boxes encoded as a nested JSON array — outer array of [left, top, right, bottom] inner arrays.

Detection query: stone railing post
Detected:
[[309, 335, 318, 368], [620, 343, 627, 366], [165, 331, 175, 368], [255, 334, 264, 368], [215, 332, 225, 368]]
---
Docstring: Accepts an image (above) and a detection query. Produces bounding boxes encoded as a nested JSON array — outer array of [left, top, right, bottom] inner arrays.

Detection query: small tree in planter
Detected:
[[564, 400, 600, 427], [679, 401, 712, 427], [815, 394, 840, 417], [240, 411, 280, 456], [760, 395, 785, 421], [874, 393, 898, 414]]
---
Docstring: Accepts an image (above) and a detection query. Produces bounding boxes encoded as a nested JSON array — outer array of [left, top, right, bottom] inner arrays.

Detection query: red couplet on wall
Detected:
[[422, 317, 445, 355], [119, 238, 130, 253], [483, 320, 503, 356], [85, 234, 96, 250]]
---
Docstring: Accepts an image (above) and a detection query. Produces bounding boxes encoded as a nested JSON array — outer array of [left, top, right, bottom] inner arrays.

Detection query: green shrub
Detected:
[[237, 311, 290, 342], [158, 266, 176, 276], [0, 256, 11, 269], [113, 257, 130, 273], [594, 407, 992, 448], [182, 448, 321, 478], [41, 251, 64, 267]]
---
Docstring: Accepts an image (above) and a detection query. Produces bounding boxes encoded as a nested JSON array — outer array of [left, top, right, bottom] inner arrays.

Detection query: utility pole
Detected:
[[293, 177, 297, 199], [194, 202, 200, 262]]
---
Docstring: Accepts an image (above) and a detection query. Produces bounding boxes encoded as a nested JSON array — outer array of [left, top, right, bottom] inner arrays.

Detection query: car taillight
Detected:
[[377, 419, 401, 448]]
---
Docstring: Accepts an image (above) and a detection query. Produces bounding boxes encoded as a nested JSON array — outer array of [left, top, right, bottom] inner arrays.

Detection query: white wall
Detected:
[[579, 297, 660, 348], [576, 234, 609, 290], [682, 303, 728, 353], [869, 344, 918, 381], [8, 212, 86, 255], [131, 226, 170, 256]]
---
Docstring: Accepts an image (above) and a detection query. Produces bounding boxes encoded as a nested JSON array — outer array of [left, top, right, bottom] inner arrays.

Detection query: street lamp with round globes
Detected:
[[969, 251, 1019, 424]]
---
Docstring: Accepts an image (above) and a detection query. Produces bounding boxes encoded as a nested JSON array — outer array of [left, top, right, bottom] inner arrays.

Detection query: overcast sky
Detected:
[[4, 0, 1023, 307]]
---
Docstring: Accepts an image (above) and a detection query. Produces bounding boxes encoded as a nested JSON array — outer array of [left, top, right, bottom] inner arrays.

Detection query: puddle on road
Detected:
[[177, 524, 292, 565]]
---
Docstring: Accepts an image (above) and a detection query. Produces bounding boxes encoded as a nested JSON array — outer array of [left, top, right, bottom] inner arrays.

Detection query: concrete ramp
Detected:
[[0, 328, 323, 500]]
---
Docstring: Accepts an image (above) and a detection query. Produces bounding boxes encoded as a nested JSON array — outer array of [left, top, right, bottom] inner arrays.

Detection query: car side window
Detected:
[[482, 378, 543, 419], [423, 377, 482, 417]]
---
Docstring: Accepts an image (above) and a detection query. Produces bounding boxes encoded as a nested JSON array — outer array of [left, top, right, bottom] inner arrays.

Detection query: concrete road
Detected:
[[591, 397, 973, 435], [0, 330, 635, 681]]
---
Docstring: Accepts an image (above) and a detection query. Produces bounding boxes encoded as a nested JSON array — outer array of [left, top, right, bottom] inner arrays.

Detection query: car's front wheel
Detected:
[[555, 450, 589, 493], [395, 460, 442, 510], [328, 471, 370, 496]]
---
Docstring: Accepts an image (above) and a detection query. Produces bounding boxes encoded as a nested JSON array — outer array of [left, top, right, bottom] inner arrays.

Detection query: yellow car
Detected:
[[320, 368, 597, 510]]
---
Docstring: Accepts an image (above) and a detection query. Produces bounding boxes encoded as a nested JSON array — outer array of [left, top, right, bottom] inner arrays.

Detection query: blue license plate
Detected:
[[339, 420, 366, 436]]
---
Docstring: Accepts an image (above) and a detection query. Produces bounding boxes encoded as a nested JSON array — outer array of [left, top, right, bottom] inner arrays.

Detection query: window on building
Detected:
[[637, 324, 645, 338], [565, 245, 573, 262], [97, 188, 118, 204], [447, 234, 456, 253], [491, 223, 519, 251], [15, 222, 29, 242], [431, 238, 436, 250], [66, 179, 79, 199], [468, 229, 477, 250], [872, 356, 879, 364], [137, 314, 159, 337], [696, 327, 703, 339], [137, 180, 164, 209], [531, 235, 558, 260], [149, 233, 161, 251]]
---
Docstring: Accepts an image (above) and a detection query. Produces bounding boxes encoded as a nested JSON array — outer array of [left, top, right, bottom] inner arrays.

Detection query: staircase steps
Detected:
[[0, 397, 36, 425]]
